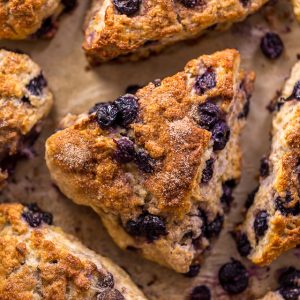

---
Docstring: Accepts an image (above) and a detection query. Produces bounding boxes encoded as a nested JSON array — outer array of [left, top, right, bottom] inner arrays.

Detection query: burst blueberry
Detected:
[[22, 203, 53, 228], [260, 32, 284, 60], [95, 103, 118, 129], [275, 194, 300, 216], [198, 102, 222, 130], [26, 73, 47, 96], [114, 94, 139, 127], [134, 149, 155, 173], [114, 138, 135, 163], [212, 121, 230, 151], [254, 210, 269, 239], [201, 158, 214, 184], [113, 0, 140, 16], [195, 68, 216, 95]]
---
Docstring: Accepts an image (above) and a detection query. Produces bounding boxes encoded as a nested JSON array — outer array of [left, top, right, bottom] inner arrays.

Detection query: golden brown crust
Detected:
[[238, 62, 300, 266], [83, 0, 268, 63], [46, 49, 255, 272], [0, 49, 53, 188], [0, 0, 74, 39], [291, 0, 300, 21], [0, 203, 147, 300]]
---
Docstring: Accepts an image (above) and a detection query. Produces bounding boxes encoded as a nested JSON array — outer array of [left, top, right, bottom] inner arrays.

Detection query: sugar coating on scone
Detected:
[[46, 49, 255, 273], [0, 203, 147, 300], [0, 0, 77, 39], [0, 49, 53, 188], [83, 0, 268, 63], [235, 62, 300, 266]]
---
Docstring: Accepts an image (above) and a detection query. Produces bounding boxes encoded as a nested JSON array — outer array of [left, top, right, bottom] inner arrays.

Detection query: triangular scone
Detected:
[[46, 49, 255, 274], [0, 49, 53, 189], [235, 62, 300, 266], [0, 203, 146, 300], [83, 0, 268, 64]]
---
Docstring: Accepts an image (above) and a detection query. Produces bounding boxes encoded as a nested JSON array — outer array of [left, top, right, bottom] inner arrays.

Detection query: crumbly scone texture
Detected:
[[0, 203, 147, 300], [238, 62, 300, 266], [0, 49, 53, 188], [83, 0, 268, 64], [0, 0, 70, 39], [46, 49, 255, 273]]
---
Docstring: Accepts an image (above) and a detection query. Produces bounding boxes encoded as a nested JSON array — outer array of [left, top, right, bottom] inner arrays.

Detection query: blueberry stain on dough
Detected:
[[22, 203, 53, 227], [201, 158, 214, 184], [195, 68, 216, 95], [254, 210, 268, 239], [218, 259, 249, 294], [190, 285, 211, 300], [260, 32, 284, 60], [113, 0, 141, 16], [211, 121, 230, 151], [115, 138, 135, 163], [26, 73, 47, 96], [198, 102, 221, 130]]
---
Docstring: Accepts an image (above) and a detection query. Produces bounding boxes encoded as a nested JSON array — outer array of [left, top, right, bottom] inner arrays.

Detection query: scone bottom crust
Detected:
[[0, 203, 146, 300], [235, 62, 300, 267], [46, 49, 255, 273]]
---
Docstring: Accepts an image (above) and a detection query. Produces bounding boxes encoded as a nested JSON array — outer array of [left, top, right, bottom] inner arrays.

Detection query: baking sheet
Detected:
[[0, 1, 300, 299]]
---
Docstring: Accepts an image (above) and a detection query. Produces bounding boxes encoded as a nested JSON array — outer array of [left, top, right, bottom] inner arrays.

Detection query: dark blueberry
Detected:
[[279, 287, 300, 300], [97, 288, 125, 300], [212, 121, 230, 151], [245, 187, 259, 209], [185, 264, 201, 278], [125, 213, 167, 242], [234, 233, 252, 257], [238, 98, 250, 119], [201, 158, 214, 184], [95, 103, 118, 129], [278, 267, 300, 287], [134, 150, 155, 173], [21, 96, 31, 103], [275, 194, 300, 216], [260, 32, 284, 60], [218, 259, 249, 294], [33, 17, 56, 38], [190, 285, 211, 300], [239, 0, 250, 7], [286, 81, 300, 101], [220, 180, 236, 210], [98, 273, 115, 289], [61, 0, 77, 12], [179, 0, 201, 8], [26, 74, 47, 96], [206, 215, 224, 238], [198, 102, 222, 130], [125, 84, 141, 94], [153, 79, 161, 87], [198, 209, 208, 238], [254, 210, 269, 239], [112, 0, 140, 16], [22, 204, 53, 228], [114, 138, 135, 163], [114, 94, 139, 127], [195, 68, 217, 95], [259, 157, 270, 178]]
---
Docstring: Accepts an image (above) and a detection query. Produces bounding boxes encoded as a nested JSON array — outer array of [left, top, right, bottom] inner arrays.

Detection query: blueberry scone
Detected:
[[83, 0, 269, 64], [0, 0, 77, 40], [46, 49, 255, 274], [235, 62, 300, 266], [0, 49, 53, 189], [0, 203, 146, 300], [259, 267, 300, 300], [291, 0, 300, 22]]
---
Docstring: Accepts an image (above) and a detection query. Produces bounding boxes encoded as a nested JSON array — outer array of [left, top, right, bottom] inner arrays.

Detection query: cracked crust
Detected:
[[0, 203, 146, 300], [0, 49, 53, 189], [0, 0, 75, 39], [46, 49, 255, 273], [83, 0, 269, 64], [238, 62, 300, 266]]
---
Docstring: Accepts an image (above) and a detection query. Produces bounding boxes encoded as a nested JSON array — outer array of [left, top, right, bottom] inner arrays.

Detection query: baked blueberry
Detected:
[[212, 121, 230, 151], [114, 94, 139, 127], [113, 0, 141, 16], [125, 84, 141, 94], [22, 203, 53, 227], [195, 68, 216, 95], [134, 150, 155, 173], [198, 102, 221, 130], [279, 287, 300, 300], [185, 264, 201, 278], [26, 74, 47, 96], [260, 32, 284, 60], [98, 273, 115, 289], [220, 180, 236, 210], [115, 138, 135, 163], [287, 81, 300, 101], [190, 285, 211, 300], [244, 187, 258, 209], [278, 267, 300, 300], [275, 194, 300, 216], [97, 289, 125, 300], [33, 18, 56, 38], [201, 158, 214, 184], [218, 259, 249, 294], [206, 215, 224, 238], [259, 157, 270, 177], [254, 210, 268, 239], [179, 0, 201, 8], [234, 232, 252, 257], [96, 103, 118, 129], [238, 98, 250, 119]]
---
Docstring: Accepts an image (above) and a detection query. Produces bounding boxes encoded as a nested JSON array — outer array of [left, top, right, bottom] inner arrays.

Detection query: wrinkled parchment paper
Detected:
[[0, 1, 300, 299]]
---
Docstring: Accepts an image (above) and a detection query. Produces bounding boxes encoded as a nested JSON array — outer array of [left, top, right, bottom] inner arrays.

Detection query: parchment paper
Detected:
[[0, 1, 300, 299]]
